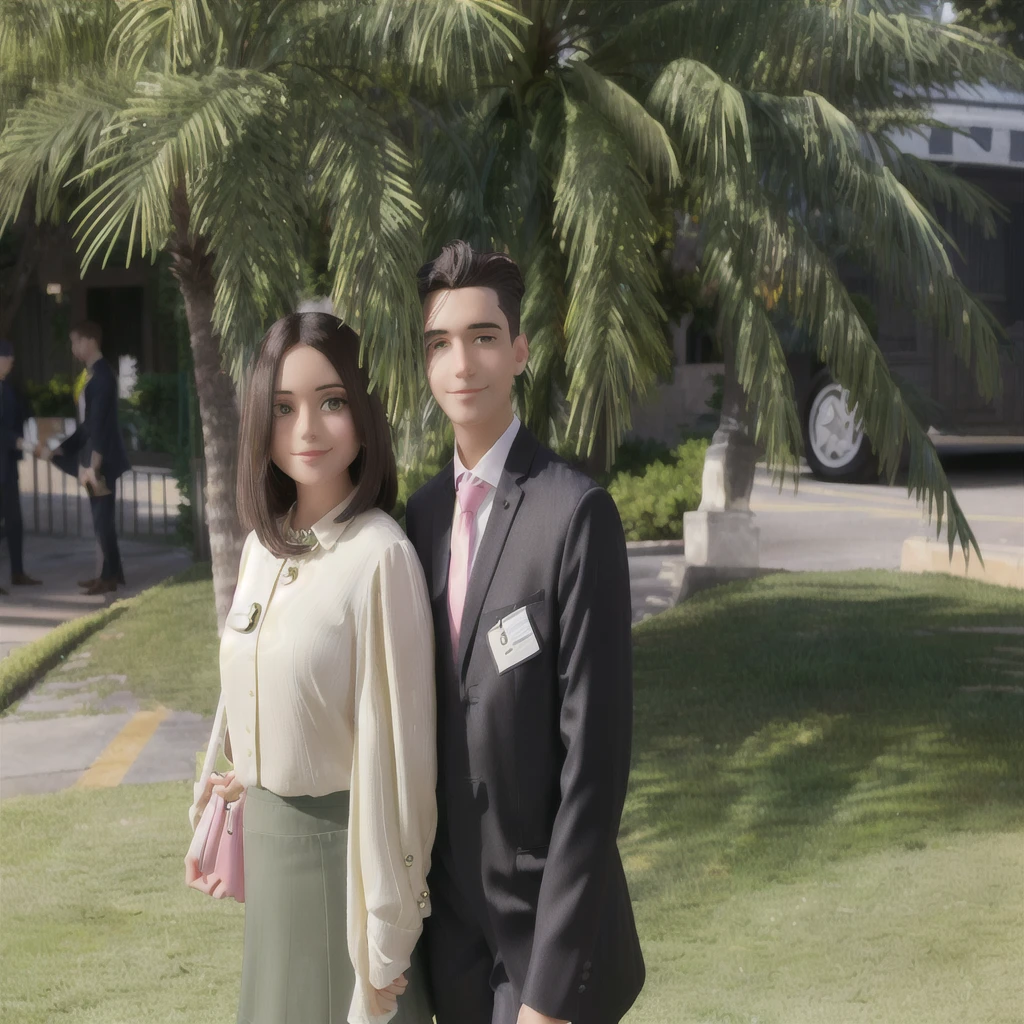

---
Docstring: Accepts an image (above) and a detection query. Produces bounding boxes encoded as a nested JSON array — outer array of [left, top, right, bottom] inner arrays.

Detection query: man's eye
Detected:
[[273, 403, 292, 416], [322, 396, 347, 412], [475, 335, 497, 344]]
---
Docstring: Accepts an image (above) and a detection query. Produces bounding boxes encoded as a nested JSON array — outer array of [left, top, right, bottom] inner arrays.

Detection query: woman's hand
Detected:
[[370, 973, 408, 1015], [195, 770, 244, 821], [210, 770, 244, 804]]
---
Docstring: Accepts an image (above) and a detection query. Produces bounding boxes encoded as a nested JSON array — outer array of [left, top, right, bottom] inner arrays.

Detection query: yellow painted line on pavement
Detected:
[[73, 706, 169, 790]]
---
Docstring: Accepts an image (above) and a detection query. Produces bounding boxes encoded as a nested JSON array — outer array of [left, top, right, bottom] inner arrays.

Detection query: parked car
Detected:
[[791, 86, 1024, 482]]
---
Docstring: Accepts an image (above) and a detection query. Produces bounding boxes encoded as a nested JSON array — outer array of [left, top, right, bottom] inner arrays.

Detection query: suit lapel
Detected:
[[456, 427, 539, 680]]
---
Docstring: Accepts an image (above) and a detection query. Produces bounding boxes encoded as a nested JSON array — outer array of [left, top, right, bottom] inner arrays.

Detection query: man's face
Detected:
[[0, 355, 12, 380], [422, 286, 528, 431], [70, 332, 88, 364]]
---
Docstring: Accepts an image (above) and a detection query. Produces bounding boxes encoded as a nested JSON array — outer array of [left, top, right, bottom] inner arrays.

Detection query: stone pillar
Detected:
[[683, 340, 761, 569]]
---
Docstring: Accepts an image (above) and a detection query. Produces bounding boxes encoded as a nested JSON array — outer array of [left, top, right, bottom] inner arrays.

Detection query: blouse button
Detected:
[[249, 690, 254, 697], [417, 901, 426, 909], [405, 854, 414, 866], [420, 890, 429, 900]]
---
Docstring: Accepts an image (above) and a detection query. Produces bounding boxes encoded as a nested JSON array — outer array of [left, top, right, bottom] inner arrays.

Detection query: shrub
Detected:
[[392, 462, 442, 528], [608, 438, 708, 541], [24, 375, 75, 418], [125, 373, 181, 453]]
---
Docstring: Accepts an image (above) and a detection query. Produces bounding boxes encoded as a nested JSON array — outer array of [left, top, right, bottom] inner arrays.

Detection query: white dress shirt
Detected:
[[452, 414, 521, 567], [217, 496, 437, 1024]]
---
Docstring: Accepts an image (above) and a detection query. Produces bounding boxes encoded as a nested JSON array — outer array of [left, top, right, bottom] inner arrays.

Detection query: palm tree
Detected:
[[416, 0, 1024, 554], [0, 0, 521, 626]]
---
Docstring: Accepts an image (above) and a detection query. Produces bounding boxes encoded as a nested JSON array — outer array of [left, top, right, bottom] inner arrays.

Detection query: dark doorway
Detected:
[[86, 286, 144, 372]]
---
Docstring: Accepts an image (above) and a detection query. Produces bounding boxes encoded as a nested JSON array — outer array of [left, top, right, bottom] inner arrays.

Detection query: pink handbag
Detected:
[[185, 694, 245, 901]]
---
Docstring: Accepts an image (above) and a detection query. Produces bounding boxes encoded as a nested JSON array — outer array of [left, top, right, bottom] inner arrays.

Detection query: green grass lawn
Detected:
[[1, 570, 1022, 1023]]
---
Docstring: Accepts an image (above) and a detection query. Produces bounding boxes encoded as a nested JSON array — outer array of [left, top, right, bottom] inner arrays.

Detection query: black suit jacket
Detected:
[[52, 358, 130, 486], [405, 426, 644, 1023], [0, 378, 30, 486]]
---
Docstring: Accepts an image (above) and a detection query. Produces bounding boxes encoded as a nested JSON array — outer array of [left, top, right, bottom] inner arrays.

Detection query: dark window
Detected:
[[968, 127, 993, 152], [1011, 130, 1024, 163], [929, 127, 953, 155]]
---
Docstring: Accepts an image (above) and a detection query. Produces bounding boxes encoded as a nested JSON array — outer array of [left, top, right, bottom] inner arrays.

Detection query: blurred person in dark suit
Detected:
[[0, 339, 42, 593], [39, 321, 130, 595]]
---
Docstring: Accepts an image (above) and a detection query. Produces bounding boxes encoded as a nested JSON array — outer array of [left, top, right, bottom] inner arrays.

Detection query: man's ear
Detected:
[[512, 333, 529, 376]]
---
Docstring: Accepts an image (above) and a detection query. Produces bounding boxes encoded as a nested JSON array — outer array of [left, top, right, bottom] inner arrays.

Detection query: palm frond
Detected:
[[570, 60, 680, 191], [331, 0, 529, 96], [189, 98, 307, 378], [0, 72, 128, 230], [555, 95, 669, 465], [69, 68, 282, 279], [110, 0, 217, 75], [519, 226, 569, 442], [311, 98, 424, 419]]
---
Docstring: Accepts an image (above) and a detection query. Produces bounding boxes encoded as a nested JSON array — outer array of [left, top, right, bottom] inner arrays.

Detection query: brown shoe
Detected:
[[84, 579, 118, 596], [11, 573, 42, 586]]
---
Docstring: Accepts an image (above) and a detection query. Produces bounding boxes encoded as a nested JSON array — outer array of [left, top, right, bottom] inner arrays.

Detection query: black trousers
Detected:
[[0, 461, 24, 578], [89, 489, 123, 583]]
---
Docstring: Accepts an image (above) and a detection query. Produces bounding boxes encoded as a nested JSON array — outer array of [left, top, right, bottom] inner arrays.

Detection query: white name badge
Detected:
[[487, 606, 541, 674]]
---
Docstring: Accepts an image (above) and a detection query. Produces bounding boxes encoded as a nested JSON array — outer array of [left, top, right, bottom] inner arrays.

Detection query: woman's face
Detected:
[[269, 343, 361, 490]]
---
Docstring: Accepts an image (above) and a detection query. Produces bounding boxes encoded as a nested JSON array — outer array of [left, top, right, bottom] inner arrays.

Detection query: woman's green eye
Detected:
[[322, 396, 347, 412], [273, 403, 292, 416]]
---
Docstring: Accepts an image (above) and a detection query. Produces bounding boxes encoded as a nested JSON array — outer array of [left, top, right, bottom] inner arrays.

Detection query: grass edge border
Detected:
[[0, 564, 208, 712]]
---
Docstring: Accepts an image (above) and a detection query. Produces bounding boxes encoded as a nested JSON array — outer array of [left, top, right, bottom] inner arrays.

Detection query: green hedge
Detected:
[[0, 604, 127, 712], [608, 438, 708, 541]]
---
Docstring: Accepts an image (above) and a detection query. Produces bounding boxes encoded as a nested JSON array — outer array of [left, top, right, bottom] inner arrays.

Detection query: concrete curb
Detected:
[[900, 537, 1024, 589], [625, 540, 685, 557]]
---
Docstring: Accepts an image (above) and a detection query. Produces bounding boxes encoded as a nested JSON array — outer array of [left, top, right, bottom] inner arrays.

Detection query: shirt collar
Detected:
[[298, 490, 359, 551], [453, 415, 521, 491]]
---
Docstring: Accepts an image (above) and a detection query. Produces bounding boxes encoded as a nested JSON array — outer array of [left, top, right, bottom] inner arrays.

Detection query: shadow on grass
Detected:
[[621, 571, 1024, 916]]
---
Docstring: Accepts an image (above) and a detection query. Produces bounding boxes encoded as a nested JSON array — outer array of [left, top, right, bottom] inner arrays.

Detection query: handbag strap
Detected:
[[199, 691, 228, 787]]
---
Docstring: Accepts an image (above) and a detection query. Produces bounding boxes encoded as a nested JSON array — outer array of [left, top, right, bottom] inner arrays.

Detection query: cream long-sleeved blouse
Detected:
[[217, 497, 437, 1024]]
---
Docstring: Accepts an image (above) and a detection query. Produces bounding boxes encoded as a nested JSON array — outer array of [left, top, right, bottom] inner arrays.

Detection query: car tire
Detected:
[[803, 370, 879, 482]]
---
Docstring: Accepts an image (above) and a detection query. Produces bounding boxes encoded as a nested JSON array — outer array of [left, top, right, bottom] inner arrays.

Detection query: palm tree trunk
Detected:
[[169, 186, 244, 632]]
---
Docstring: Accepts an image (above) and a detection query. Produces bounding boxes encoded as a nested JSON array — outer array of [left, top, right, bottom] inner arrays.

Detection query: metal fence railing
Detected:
[[18, 455, 181, 541]]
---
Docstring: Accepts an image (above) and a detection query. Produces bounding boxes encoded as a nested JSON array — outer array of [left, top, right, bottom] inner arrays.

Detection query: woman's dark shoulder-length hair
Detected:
[[236, 311, 398, 557]]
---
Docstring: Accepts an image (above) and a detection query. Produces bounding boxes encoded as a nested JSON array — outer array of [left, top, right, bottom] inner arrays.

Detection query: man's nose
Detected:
[[452, 340, 473, 377]]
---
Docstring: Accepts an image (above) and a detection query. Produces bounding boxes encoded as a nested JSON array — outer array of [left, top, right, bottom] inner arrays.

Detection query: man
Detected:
[[404, 242, 645, 1024], [0, 339, 42, 593], [44, 321, 130, 595]]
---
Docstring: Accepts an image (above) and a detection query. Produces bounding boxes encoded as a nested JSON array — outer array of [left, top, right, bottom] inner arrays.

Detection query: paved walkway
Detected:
[[1, 533, 192, 659]]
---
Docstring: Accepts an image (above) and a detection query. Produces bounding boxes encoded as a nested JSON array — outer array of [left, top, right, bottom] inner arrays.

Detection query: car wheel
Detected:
[[803, 370, 878, 482]]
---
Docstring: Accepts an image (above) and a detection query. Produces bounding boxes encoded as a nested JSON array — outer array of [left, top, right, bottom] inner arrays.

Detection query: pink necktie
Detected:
[[448, 474, 493, 654]]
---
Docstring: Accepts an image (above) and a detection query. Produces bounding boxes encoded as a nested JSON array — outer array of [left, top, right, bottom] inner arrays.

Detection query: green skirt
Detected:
[[237, 786, 433, 1024]]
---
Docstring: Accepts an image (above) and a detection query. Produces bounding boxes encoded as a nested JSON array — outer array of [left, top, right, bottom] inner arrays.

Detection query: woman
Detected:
[[190, 312, 436, 1024]]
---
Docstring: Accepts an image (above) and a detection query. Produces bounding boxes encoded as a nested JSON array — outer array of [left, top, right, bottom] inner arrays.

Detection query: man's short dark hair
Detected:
[[417, 241, 525, 338], [71, 320, 103, 347]]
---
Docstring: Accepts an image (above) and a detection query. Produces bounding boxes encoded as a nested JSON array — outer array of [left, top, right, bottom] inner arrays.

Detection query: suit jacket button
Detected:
[[578, 984, 587, 994], [405, 854, 414, 866], [583, 961, 592, 970], [420, 890, 429, 900], [418, 901, 426, 909], [582, 971, 591, 981]]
